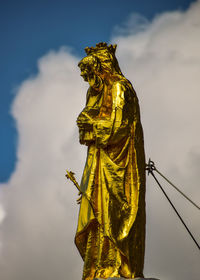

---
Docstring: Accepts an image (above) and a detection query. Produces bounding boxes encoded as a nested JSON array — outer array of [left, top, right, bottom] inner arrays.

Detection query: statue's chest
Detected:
[[86, 86, 113, 119]]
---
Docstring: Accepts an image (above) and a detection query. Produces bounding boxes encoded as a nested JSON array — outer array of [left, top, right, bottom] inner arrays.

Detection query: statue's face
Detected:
[[79, 63, 91, 82], [78, 56, 96, 82]]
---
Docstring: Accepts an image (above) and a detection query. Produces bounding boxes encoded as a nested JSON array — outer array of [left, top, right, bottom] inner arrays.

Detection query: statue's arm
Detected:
[[77, 110, 94, 130], [93, 81, 135, 148], [76, 87, 99, 145]]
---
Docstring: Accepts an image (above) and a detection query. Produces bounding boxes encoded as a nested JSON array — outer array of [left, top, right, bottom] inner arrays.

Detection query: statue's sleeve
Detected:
[[93, 81, 135, 147]]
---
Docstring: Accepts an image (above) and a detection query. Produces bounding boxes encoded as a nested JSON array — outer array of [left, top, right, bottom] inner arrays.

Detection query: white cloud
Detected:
[[112, 13, 149, 37], [0, 1, 200, 280], [0, 204, 6, 224]]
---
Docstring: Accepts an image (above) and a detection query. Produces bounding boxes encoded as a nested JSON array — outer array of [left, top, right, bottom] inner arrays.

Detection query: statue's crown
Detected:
[[85, 42, 117, 56]]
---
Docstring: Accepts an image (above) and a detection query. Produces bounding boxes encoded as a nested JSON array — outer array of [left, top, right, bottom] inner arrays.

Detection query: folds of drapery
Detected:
[[75, 79, 146, 278]]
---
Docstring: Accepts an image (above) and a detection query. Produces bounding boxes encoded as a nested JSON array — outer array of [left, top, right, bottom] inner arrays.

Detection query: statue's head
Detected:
[[78, 55, 100, 82], [78, 42, 123, 84]]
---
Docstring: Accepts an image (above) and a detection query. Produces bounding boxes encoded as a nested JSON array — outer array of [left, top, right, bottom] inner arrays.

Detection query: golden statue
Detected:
[[69, 42, 146, 280]]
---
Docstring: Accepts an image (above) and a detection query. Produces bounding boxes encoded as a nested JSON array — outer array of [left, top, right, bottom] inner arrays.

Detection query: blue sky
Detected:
[[0, 0, 195, 182]]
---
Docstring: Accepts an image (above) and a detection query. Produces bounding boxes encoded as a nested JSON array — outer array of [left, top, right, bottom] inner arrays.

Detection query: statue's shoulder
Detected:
[[113, 76, 136, 93], [112, 77, 137, 106]]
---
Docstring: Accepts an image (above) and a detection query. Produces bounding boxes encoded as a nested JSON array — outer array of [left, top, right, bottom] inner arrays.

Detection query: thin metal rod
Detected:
[[155, 168, 200, 211], [150, 170, 200, 251]]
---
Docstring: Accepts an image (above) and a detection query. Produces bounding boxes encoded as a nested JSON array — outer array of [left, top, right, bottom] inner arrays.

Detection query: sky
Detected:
[[0, 0, 200, 280]]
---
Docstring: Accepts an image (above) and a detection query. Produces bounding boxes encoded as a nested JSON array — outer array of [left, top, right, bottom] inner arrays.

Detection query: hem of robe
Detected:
[[75, 218, 129, 264]]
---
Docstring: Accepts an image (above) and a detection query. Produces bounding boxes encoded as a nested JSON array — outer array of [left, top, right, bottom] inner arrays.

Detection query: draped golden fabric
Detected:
[[75, 75, 146, 280]]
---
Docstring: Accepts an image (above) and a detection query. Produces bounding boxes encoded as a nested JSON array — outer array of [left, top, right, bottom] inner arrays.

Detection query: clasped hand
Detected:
[[77, 111, 94, 130]]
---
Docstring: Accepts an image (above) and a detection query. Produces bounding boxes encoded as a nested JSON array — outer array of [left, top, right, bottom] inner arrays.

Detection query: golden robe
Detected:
[[75, 77, 146, 280]]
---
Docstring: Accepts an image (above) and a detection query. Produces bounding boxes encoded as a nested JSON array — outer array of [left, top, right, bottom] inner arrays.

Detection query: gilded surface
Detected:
[[75, 43, 146, 280]]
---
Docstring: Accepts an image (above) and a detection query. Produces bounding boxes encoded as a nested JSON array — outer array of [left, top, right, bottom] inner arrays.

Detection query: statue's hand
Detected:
[[77, 112, 94, 130]]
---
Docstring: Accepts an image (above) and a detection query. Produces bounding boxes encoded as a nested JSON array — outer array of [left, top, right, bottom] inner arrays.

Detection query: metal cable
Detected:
[[146, 160, 200, 251], [146, 159, 200, 210]]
